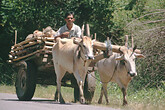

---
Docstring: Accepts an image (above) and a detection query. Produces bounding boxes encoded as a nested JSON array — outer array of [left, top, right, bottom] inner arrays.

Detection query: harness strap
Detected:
[[77, 45, 87, 66], [90, 61, 119, 84]]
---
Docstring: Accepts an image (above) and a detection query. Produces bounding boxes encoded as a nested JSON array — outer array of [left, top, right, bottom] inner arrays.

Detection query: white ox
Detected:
[[52, 36, 94, 104], [97, 45, 144, 106]]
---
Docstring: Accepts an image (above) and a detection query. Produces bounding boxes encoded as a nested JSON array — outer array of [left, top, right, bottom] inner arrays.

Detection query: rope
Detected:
[[90, 61, 119, 84]]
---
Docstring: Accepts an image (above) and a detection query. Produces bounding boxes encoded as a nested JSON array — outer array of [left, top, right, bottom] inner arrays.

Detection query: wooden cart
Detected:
[[8, 31, 141, 103], [9, 36, 99, 103]]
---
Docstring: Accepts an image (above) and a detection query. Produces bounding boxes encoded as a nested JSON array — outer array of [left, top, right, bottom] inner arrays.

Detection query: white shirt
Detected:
[[54, 23, 81, 38]]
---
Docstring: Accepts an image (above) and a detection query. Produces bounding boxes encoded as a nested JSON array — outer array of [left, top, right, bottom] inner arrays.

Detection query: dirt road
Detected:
[[0, 93, 120, 110]]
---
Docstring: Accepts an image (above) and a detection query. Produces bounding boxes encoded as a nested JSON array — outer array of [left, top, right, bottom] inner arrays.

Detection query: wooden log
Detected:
[[93, 41, 141, 54], [14, 37, 38, 48], [12, 43, 44, 56], [45, 41, 55, 46], [8, 54, 13, 59], [44, 46, 53, 50], [45, 51, 52, 54], [93, 41, 121, 53], [13, 50, 42, 62], [8, 60, 12, 63], [89, 53, 104, 67], [37, 37, 54, 41], [15, 30, 17, 45], [13, 41, 40, 51]]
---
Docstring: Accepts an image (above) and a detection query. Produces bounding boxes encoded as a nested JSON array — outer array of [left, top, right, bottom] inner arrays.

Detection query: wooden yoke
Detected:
[[93, 40, 141, 54], [90, 36, 141, 67]]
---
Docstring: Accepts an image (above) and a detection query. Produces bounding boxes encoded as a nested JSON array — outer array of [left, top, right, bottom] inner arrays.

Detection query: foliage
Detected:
[[124, 0, 165, 88], [0, 58, 16, 84], [1, 83, 165, 110], [0, 0, 116, 84], [0, 0, 164, 90]]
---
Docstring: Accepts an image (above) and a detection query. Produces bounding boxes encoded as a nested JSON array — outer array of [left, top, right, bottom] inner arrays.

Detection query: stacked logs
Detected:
[[9, 37, 50, 62], [8, 25, 142, 65], [8, 36, 141, 63], [8, 26, 56, 63]]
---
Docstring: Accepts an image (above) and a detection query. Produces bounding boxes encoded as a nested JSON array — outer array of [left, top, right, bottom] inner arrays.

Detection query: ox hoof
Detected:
[[123, 100, 128, 106], [98, 99, 102, 104], [60, 98, 65, 104], [60, 101, 65, 104], [80, 97, 85, 104], [54, 97, 58, 101]]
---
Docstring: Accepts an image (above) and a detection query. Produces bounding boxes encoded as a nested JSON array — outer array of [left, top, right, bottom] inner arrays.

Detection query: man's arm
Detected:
[[54, 27, 70, 39], [55, 32, 70, 38]]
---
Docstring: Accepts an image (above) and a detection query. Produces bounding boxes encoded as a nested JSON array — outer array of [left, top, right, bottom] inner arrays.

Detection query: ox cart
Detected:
[[8, 28, 141, 103], [8, 35, 99, 103]]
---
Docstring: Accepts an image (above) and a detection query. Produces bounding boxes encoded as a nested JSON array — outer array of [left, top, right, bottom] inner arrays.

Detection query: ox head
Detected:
[[115, 35, 145, 77], [73, 36, 94, 60]]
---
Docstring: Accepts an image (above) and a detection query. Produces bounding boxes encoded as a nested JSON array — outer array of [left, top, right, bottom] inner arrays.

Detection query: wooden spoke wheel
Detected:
[[15, 61, 36, 101]]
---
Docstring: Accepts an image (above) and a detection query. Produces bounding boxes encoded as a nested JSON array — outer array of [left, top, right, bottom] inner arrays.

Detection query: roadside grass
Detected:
[[0, 83, 164, 110], [93, 81, 165, 110]]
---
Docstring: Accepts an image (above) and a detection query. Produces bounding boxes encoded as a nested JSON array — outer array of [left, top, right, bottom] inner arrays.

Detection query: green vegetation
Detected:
[[0, 0, 164, 109], [0, 82, 164, 110]]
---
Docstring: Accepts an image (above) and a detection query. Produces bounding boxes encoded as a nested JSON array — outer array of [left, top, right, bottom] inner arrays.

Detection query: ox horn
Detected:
[[133, 45, 137, 52], [86, 24, 90, 37], [131, 35, 134, 49], [125, 35, 129, 48], [94, 33, 97, 40], [131, 35, 137, 52], [81, 24, 84, 38]]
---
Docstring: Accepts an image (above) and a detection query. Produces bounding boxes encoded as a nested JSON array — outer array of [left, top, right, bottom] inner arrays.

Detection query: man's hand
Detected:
[[54, 31, 70, 42], [61, 32, 70, 38]]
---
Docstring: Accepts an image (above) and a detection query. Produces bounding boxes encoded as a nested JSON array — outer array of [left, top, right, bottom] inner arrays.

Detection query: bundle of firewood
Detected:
[[8, 25, 142, 64], [8, 26, 56, 63]]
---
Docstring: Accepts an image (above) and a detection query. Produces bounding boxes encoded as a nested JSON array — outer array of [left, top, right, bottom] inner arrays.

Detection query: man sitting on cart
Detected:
[[54, 11, 81, 40]]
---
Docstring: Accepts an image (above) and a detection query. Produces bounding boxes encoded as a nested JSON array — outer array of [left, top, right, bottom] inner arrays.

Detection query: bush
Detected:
[[125, 8, 165, 89]]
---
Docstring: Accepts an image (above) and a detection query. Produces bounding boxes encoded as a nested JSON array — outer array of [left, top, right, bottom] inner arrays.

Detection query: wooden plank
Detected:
[[44, 50, 52, 54], [15, 30, 17, 45], [44, 46, 53, 50], [11, 42, 44, 56], [13, 50, 42, 62], [14, 37, 37, 48], [45, 41, 55, 46], [37, 37, 54, 41], [93, 41, 121, 53], [14, 46, 39, 56], [93, 41, 141, 54], [13, 41, 40, 51]]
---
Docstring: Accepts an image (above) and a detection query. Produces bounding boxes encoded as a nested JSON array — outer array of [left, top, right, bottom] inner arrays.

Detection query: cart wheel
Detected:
[[84, 71, 96, 104], [15, 61, 36, 101]]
